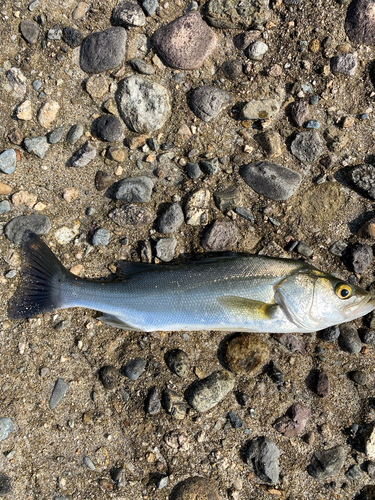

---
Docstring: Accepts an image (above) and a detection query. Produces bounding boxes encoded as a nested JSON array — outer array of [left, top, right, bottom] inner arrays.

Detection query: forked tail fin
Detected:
[[8, 231, 72, 319]]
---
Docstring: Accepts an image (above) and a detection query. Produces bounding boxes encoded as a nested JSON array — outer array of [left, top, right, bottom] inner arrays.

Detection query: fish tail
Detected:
[[8, 231, 72, 319]]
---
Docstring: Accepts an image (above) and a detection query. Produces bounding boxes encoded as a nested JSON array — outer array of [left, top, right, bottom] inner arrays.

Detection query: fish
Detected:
[[7, 231, 375, 333]]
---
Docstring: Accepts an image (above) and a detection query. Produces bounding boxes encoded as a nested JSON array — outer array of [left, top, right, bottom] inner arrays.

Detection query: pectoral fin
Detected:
[[218, 296, 279, 321]]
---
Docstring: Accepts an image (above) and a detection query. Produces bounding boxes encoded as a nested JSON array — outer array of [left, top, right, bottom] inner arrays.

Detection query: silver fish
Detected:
[[8, 232, 375, 333]]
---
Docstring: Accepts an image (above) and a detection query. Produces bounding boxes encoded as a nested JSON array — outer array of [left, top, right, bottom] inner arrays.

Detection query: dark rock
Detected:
[[290, 100, 309, 127], [357, 486, 375, 500], [345, 0, 375, 44], [290, 130, 323, 163], [80, 27, 127, 74], [109, 204, 155, 227], [170, 477, 220, 500], [99, 365, 120, 389], [49, 378, 69, 409], [330, 54, 357, 76], [348, 164, 375, 199], [165, 349, 190, 378], [123, 358, 146, 380], [0, 474, 11, 496], [316, 371, 330, 397], [349, 243, 373, 273], [339, 323, 362, 353], [274, 333, 307, 354], [246, 436, 280, 483], [69, 141, 96, 167], [367, 461, 375, 479], [155, 237, 177, 262], [48, 126, 65, 144], [152, 12, 217, 69], [93, 115, 123, 142], [268, 360, 284, 385], [345, 463, 361, 481], [145, 386, 161, 414], [227, 410, 243, 429], [163, 388, 188, 419], [213, 185, 242, 211], [240, 161, 302, 201], [62, 27, 83, 48], [200, 158, 219, 175], [115, 176, 154, 202], [206, 0, 270, 29], [112, 0, 146, 27], [186, 370, 235, 412], [66, 123, 83, 145], [189, 86, 233, 122], [225, 333, 269, 375], [157, 203, 184, 233], [273, 403, 311, 437], [319, 325, 340, 342], [329, 241, 347, 257], [296, 241, 313, 257], [222, 59, 243, 80], [130, 58, 155, 75], [201, 220, 238, 251], [350, 370, 367, 385], [5, 214, 51, 245], [363, 329, 375, 345], [95, 171, 113, 191], [19, 19, 39, 44], [186, 162, 202, 179], [307, 445, 346, 479]]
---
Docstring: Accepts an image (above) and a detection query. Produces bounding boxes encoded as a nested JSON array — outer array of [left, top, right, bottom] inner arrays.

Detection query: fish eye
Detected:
[[335, 283, 352, 300]]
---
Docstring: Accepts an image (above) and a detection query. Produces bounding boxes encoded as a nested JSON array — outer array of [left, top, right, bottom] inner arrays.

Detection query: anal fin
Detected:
[[218, 296, 279, 321], [99, 314, 144, 331]]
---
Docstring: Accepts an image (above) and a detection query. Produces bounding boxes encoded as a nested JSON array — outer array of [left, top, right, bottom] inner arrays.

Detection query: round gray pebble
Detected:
[[189, 86, 233, 122], [93, 115, 123, 142], [0, 418, 14, 443], [48, 127, 65, 144], [92, 228, 110, 246], [80, 27, 127, 73], [290, 130, 323, 163], [157, 203, 184, 233], [0, 149, 16, 174], [123, 358, 146, 380], [185, 370, 235, 412], [0, 201, 11, 214], [49, 378, 69, 409], [115, 176, 154, 203], [155, 237, 177, 262], [66, 124, 84, 145], [186, 162, 202, 179], [4, 214, 52, 245], [339, 323, 362, 354]]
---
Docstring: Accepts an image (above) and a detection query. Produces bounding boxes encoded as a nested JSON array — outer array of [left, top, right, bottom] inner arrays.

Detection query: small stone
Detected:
[[163, 388, 187, 420], [240, 161, 302, 200], [107, 146, 126, 163], [319, 325, 340, 342], [49, 378, 69, 409], [225, 333, 269, 375], [66, 124, 84, 144], [291, 130, 323, 163], [330, 54, 357, 76], [19, 19, 39, 44], [222, 59, 243, 80], [350, 370, 367, 385], [339, 324, 362, 353], [189, 86, 233, 122], [156, 476, 168, 489], [95, 171, 112, 191], [207, 0, 270, 29], [83, 456, 95, 470], [246, 40, 268, 60], [0, 201, 11, 214], [130, 58, 155, 75], [274, 333, 307, 354], [273, 403, 311, 437], [310, 95, 319, 105], [5, 214, 51, 245], [202, 220, 238, 251], [145, 386, 161, 414], [80, 27, 127, 74], [185, 188, 210, 226], [142, 0, 158, 16], [93, 115, 123, 142], [8, 128, 23, 145], [158, 203, 184, 233], [235, 207, 254, 222], [246, 436, 280, 483], [214, 185, 243, 212], [48, 127, 65, 144], [186, 162, 202, 179], [37, 100, 60, 128], [307, 445, 346, 479], [0, 150, 16, 174], [62, 187, 79, 203], [112, 0, 146, 27], [345, 464, 361, 481], [349, 243, 373, 273], [0, 418, 14, 442], [296, 241, 313, 257], [86, 74, 109, 99], [329, 240, 347, 257], [165, 349, 189, 378], [316, 370, 330, 397], [0, 182, 12, 195], [349, 164, 375, 199], [47, 25, 62, 40], [0, 474, 11, 496], [306, 119, 321, 129], [99, 365, 120, 390], [186, 370, 235, 412], [152, 12, 217, 70], [170, 477, 220, 500], [268, 63, 282, 77], [6, 68, 27, 97], [200, 158, 219, 175], [366, 424, 375, 459], [115, 176, 154, 202], [72, 1, 89, 20], [227, 410, 243, 429], [324, 126, 349, 153], [241, 98, 281, 120], [155, 237, 177, 262], [16, 100, 33, 121], [69, 141, 96, 168], [268, 360, 284, 385], [254, 130, 282, 158], [12, 190, 37, 208], [123, 358, 146, 380], [24, 136, 49, 159], [62, 27, 83, 48], [109, 204, 155, 227], [363, 329, 375, 345], [92, 228, 110, 246]]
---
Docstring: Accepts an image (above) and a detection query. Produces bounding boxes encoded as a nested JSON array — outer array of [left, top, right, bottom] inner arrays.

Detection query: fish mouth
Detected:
[[344, 295, 375, 320]]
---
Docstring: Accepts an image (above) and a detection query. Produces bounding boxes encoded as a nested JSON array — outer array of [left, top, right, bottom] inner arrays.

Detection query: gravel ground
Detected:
[[1, 0, 375, 498]]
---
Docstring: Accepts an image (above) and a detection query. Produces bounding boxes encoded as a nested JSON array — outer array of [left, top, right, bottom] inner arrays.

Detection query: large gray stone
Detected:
[[115, 176, 154, 202], [206, 0, 270, 29], [290, 130, 323, 163], [307, 445, 346, 479], [246, 437, 280, 483], [5, 214, 52, 245], [80, 27, 127, 73], [189, 86, 233, 122]]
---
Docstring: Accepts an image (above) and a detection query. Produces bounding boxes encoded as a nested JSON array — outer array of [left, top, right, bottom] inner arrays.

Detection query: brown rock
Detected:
[[345, 0, 375, 45], [125, 136, 146, 150], [290, 100, 309, 127], [254, 130, 282, 158], [274, 333, 307, 354], [358, 218, 375, 238], [273, 403, 311, 437], [8, 128, 23, 145], [63, 187, 79, 203], [109, 204, 156, 227], [86, 74, 110, 99], [107, 146, 126, 162], [201, 220, 238, 251], [0, 182, 12, 195], [316, 371, 330, 397], [170, 476, 220, 500], [225, 333, 269, 375], [95, 170, 113, 191], [308, 39, 320, 53]]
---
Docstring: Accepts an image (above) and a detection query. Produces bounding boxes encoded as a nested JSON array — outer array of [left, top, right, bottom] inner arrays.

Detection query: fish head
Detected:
[[274, 269, 375, 332]]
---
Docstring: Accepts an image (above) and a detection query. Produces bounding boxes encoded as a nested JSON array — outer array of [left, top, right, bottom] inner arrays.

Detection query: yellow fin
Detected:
[[218, 296, 279, 320]]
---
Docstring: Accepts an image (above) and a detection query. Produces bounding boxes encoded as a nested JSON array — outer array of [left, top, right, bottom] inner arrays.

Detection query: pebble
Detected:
[[227, 410, 243, 429], [345, 464, 361, 481], [307, 445, 346, 479], [268, 360, 284, 385], [123, 358, 146, 380], [99, 365, 120, 390], [349, 164, 375, 199], [366, 424, 375, 459], [12, 191, 37, 208], [86, 74, 109, 99], [72, 2, 89, 20], [345, 0, 375, 44], [116, 75, 171, 133], [24, 136, 49, 159], [254, 130, 283, 158], [112, 0, 146, 27], [6, 68, 27, 97], [0, 418, 14, 442], [155, 237, 177, 262], [0, 150, 16, 174], [19, 19, 39, 44], [200, 158, 219, 175], [152, 12, 217, 69], [206, 0, 270, 29], [240, 161, 302, 201], [214, 185, 242, 212], [222, 59, 243, 80], [225, 333, 269, 375], [310, 95, 319, 105], [241, 97, 281, 120], [142, 0, 158, 15], [339, 323, 362, 353], [0, 201, 11, 214], [306, 119, 321, 129], [80, 27, 127, 73], [107, 146, 126, 162], [165, 349, 189, 378], [320, 325, 340, 342], [274, 333, 307, 354], [186, 162, 202, 179], [28, 0, 40, 10], [156, 476, 168, 489], [83, 456, 95, 470], [130, 58, 155, 75], [93, 115, 123, 142], [349, 242, 373, 273], [158, 203, 184, 233], [110, 204, 155, 227], [92, 228, 110, 246], [291, 130, 323, 163], [185, 370, 235, 412], [5, 214, 51, 245], [273, 403, 311, 437], [296, 241, 313, 257], [62, 27, 83, 48], [367, 461, 375, 479], [350, 370, 367, 385], [0, 474, 11, 496], [201, 220, 238, 251], [246, 40, 268, 60], [316, 370, 330, 397], [246, 436, 280, 483], [47, 25, 62, 41], [330, 54, 357, 76], [363, 329, 375, 345], [163, 388, 187, 419], [68, 141, 96, 167], [235, 206, 254, 222], [49, 378, 69, 409], [324, 125, 349, 152], [145, 386, 161, 414], [16, 99, 33, 120], [66, 124, 84, 145], [189, 86, 233, 122], [37, 100, 60, 129], [0, 182, 12, 195], [48, 126, 65, 144], [170, 477, 220, 500], [115, 176, 154, 202], [329, 240, 347, 257], [185, 188, 210, 226], [95, 171, 112, 191]]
